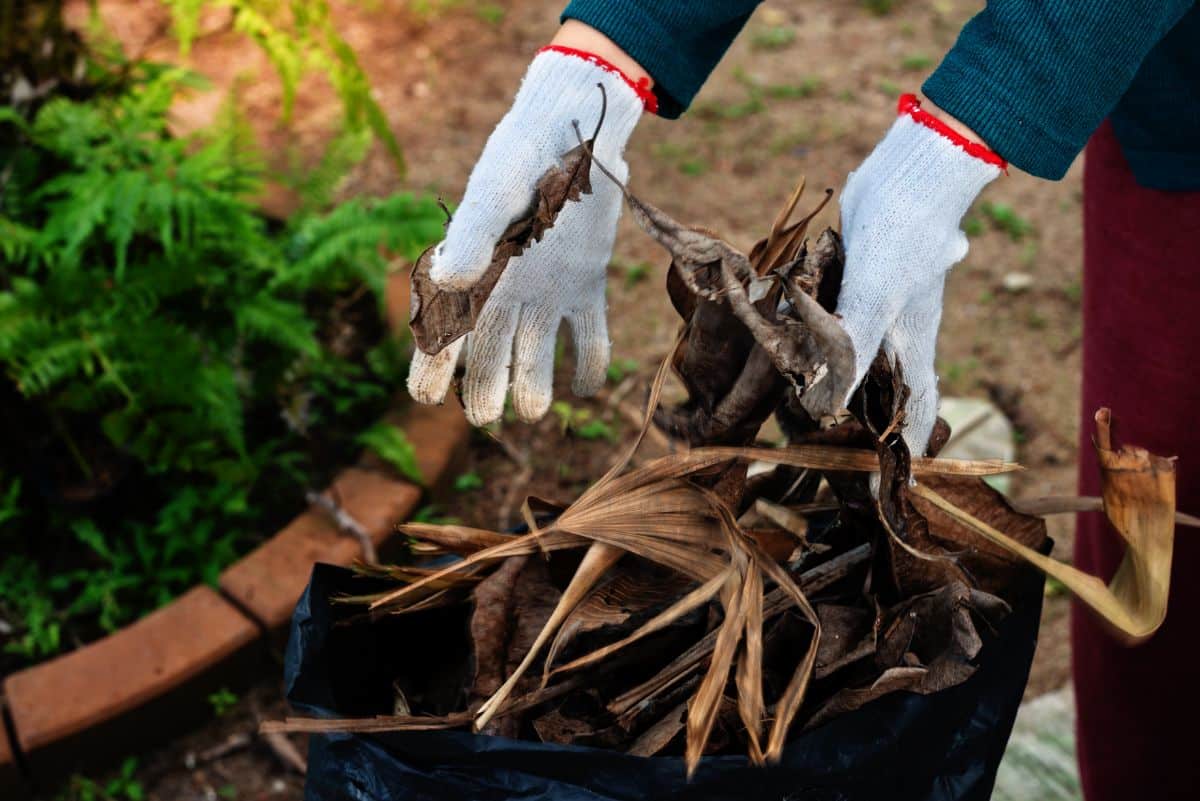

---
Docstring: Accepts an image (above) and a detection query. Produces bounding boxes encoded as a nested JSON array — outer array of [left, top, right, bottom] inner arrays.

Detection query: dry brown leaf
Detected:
[[399, 523, 514, 553], [909, 408, 1176, 645], [543, 564, 694, 671], [547, 569, 729, 680], [734, 564, 766, 764], [474, 542, 623, 730], [410, 99, 605, 355]]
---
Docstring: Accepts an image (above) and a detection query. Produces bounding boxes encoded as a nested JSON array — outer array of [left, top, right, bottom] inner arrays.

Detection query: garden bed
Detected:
[[0, 269, 470, 795]]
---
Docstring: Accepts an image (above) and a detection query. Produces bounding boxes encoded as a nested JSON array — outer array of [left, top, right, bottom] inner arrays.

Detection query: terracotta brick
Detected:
[[4, 587, 257, 755], [386, 399, 471, 497], [220, 469, 420, 630]]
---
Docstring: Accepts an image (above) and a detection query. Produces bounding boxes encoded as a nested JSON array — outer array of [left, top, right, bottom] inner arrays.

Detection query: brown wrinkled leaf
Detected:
[[813, 604, 877, 680], [532, 708, 596, 745], [468, 556, 562, 737], [410, 115, 601, 355], [544, 563, 695, 671], [806, 581, 1008, 729], [909, 408, 1176, 645]]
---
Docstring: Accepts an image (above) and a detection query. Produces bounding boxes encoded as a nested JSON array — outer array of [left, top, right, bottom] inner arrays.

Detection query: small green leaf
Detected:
[[606, 358, 640, 383], [453, 472, 483, 492], [357, 423, 424, 484], [207, 687, 238, 717], [576, 419, 617, 442]]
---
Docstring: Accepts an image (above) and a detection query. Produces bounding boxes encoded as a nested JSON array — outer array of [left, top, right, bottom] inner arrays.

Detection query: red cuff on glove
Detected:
[[898, 93, 1006, 170], [537, 44, 659, 114]]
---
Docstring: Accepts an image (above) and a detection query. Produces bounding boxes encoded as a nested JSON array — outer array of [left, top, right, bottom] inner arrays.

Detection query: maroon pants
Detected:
[[1072, 122, 1200, 801]]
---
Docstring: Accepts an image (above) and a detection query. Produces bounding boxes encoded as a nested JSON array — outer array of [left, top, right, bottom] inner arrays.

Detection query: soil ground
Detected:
[[55, 1, 1083, 797]]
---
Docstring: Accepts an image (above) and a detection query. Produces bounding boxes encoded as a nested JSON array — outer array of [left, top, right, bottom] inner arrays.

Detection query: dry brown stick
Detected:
[[307, 489, 377, 564], [597, 378, 675, 455], [261, 676, 587, 736], [188, 733, 253, 768], [1011, 494, 1200, 528], [262, 730, 308, 775], [486, 430, 533, 530]]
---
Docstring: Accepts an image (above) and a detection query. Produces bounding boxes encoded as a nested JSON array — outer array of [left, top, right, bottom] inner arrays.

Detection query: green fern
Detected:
[[0, 65, 440, 665], [357, 422, 424, 485], [163, 0, 406, 173]]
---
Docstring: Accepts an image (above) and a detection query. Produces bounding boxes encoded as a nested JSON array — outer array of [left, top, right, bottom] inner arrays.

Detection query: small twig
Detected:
[[187, 733, 253, 768], [307, 489, 378, 564], [250, 698, 309, 775], [262, 730, 308, 775], [604, 375, 638, 409], [498, 462, 535, 531], [485, 429, 534, 530], [597, 377, 674, 455]]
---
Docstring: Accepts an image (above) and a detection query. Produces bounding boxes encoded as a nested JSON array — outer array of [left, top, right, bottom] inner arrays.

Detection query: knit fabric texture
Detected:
[[922, 0, 1196, 183], [407, 49, 642, 425], [829, 109, 1001, 455], [562, 1, 1200, 189], [560, 0, 759, 118]]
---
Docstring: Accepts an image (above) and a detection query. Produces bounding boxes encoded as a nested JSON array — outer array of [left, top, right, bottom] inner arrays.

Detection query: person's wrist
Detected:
[[917, 94, 992, 154], [550, 20, 652, 90]]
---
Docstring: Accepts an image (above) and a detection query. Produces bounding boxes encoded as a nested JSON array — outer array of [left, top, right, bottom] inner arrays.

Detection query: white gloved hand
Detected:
[[832, 95, 1004, 455], [406, 47, 651, 426]]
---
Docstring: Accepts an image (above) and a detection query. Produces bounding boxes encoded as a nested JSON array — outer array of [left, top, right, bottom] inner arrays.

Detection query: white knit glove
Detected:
[[832, 95, 1004, 455], [406, 47, 648, 426]]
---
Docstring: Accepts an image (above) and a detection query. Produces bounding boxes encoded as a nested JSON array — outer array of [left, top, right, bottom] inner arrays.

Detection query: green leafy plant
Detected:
[[453, 471, 484, 492], [901, 53, 934, 71], [208, 686, 239, 716], [358, 423, 424, 484], [981, 201, 1034, 241], [610, 259, 651, 289], [160, 0, 406, 172], [606, 357, 640, 383], [475, 3, 506, 25], [0, 66, 441, 666], [57, 757, 144, 801], [550, 401, 617, 442], [861, 0, 897, 15], [750, 25, 795, 51]]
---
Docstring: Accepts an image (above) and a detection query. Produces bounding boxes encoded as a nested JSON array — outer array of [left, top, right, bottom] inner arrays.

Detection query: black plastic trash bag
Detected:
[[286, 562, 1043, 801]]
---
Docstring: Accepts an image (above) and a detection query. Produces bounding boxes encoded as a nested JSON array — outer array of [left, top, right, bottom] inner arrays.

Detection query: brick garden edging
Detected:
[[0, 275, 470, 796]]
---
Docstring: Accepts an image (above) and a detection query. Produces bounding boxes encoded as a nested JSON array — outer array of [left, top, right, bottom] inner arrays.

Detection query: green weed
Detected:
[[606, 358, 641, 383], [474, 3, 506, 24], [453, 472, 484, 491], [358, 424, 424, 484], [550, 402, 617, 442], [57, 757, 144, 801], [750, 26, 796, 51], [901, 53, 934, 71], [208, 687, 239, 717], [981, 201, 1034, 241], [861, 0, 897, 15]]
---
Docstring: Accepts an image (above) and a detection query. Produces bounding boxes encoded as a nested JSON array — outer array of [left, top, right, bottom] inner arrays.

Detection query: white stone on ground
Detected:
[[992, 685, 1081, 801]]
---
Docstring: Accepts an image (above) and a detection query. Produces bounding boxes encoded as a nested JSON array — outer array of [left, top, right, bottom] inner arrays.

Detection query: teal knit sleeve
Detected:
[[560, 1, 763, 118], [923, 1, 1195, 180]]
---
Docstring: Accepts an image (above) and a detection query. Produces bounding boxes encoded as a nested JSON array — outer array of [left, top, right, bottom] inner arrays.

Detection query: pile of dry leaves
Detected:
[[266, 100, 1179, 775]]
